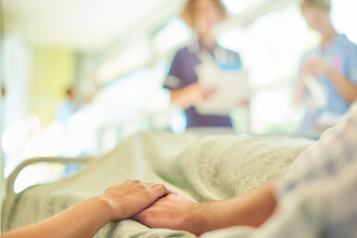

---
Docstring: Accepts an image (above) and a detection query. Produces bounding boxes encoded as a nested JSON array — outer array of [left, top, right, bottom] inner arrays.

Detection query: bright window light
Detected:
[[229, 4, 319, 134], [254, 89, 290, 124], [217, 28, 245, 52], [1, 121, 28, 154], [154, 18, 191, 54], [248, 4, 319, 88], [95, 69, 158, 124], [14, 163, 65, 193], [222, 0, 246, 15], [97, 40, 152, 83], [331, 0, 357, 44]]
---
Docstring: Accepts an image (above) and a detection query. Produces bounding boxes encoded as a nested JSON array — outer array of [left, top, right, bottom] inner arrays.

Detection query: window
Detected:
[[218, 3, 320, 134], [154, 18, 191, 54], [331, 0, 357, 44]]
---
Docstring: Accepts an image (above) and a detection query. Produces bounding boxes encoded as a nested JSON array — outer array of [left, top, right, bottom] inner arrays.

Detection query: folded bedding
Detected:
[[144, 134, 313, 202], [1, 132, 313, 238]]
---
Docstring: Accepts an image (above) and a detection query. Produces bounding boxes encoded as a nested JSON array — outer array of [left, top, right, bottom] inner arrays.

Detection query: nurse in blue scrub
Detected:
[[164, 0, 242, 128], [294, 0, 357, 130]]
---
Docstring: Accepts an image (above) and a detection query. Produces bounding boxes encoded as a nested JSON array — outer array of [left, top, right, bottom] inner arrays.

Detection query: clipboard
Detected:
[[195, 64, 249, 115]]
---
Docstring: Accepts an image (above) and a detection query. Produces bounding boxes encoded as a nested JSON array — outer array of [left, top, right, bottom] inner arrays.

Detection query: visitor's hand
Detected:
[[132, 194, 202, 235], [98, 180, 176, 222], [302, 58, 329, 76], [170, 83, 215, 109]]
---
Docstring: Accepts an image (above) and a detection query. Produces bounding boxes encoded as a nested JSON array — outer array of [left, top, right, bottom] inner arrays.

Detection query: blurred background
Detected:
[[0, 0, 357, 195]]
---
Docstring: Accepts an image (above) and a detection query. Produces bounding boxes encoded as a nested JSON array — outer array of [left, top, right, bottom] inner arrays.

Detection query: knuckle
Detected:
[[145, 190, 154, 198]]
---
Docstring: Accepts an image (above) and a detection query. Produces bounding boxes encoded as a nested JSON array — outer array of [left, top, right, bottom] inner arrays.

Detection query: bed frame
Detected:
[[6, 157, 93, 197]]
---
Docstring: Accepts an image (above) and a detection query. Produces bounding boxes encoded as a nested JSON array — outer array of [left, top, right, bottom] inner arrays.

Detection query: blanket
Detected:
[[1, 132, 313, 237]]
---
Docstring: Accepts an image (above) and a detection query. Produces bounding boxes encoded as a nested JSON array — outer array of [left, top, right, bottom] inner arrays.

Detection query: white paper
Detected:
[[195, 64, 249, 115], [304, 75, 327, 110]]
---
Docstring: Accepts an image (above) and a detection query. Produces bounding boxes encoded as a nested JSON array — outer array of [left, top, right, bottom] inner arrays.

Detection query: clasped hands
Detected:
[[98, 179, 200, 234]]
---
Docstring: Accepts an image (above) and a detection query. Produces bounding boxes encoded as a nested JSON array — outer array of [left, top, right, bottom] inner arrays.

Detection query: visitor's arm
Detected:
[[1, 180, 175, 238]]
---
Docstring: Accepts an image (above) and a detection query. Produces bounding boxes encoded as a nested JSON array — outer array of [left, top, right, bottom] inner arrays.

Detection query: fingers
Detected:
[[141, 182, 177, 196], [151, 184, 177, 198]]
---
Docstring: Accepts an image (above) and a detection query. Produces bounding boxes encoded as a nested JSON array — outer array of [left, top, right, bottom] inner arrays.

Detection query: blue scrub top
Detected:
[[165, 41, 242, 128], [300, 34, 357, 129]]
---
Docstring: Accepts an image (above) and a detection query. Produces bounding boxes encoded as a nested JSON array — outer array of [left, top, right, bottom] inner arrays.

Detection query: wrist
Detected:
[[93, 196, 116, 223], [181, 202, 216, 236]]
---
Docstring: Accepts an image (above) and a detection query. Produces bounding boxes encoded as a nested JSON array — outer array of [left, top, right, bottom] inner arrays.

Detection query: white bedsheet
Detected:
[[1, 132, 313, 237]]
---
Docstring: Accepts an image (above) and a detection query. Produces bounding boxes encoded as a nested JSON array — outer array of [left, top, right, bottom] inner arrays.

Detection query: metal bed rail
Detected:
[[7, 157, 93, 196]]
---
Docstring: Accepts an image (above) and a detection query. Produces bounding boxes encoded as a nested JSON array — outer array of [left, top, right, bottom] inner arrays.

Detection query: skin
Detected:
[[192, 0, 221, 50], [133, 182, 278, 236], [170, 83, 215, 109], [294, 7, 357, 107], [170, 0, 222, 109], [1, 180, 175, 238]]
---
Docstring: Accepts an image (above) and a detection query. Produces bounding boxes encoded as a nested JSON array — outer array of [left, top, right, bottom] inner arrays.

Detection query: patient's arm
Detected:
[[1, 180, 175, 238], [133, 181, 278, 236]]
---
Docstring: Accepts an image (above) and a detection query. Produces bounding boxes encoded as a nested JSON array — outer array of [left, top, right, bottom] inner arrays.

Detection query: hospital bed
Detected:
[[2, 131, 313, 238], [6, 157, 93, 197]]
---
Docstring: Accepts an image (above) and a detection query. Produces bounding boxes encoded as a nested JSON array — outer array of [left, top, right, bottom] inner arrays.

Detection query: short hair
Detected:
[[181, 0, 228, 28], [301, 0, 331, 12]]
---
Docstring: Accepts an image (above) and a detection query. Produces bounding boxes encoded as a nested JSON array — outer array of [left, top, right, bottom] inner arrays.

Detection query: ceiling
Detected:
[[2, 0, 184, 53], [2, 0, 289, 54]]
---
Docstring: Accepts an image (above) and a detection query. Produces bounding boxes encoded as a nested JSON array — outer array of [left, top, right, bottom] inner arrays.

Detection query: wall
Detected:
[[0, 86, 5, 235], [0, 44, 75, 232], [29, 47, 75, 125], [0, 33, 32, 233], [2, 34, 31, 131]]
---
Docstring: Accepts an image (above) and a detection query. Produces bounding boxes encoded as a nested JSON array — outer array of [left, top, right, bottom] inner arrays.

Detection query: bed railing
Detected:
[[7, 157, 93, 196]]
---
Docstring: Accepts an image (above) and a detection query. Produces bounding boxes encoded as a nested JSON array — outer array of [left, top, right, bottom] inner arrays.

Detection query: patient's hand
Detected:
[[98, 179, 176, 222], [132, 194, 201, 234], [133, 182, 278, 236]]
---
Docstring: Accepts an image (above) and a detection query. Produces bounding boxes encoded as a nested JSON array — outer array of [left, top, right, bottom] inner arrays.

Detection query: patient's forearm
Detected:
[[1, 196, 112, 238], [187, 182, 277, 235], [132, 182, 278, 236]]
